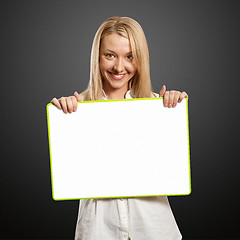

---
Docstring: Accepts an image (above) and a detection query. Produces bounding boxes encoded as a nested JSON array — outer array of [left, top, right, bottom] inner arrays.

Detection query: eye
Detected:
[[127, 55, 133, 60], [105, 53, 115, 59]]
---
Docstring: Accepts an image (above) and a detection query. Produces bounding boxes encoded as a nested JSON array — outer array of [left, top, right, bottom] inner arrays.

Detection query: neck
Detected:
[[104, 89, 128, 100], [103, 84, 129, 100]]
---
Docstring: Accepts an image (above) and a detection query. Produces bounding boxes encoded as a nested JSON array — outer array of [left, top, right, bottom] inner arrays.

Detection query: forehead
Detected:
[[100, 33, 132, 53]]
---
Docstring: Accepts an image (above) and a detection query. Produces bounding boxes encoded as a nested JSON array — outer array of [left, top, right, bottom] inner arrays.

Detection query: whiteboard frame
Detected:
[[46, 97, 191, 200]]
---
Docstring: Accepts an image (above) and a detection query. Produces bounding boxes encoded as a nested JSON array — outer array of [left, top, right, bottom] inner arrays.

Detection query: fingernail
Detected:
[[168, 104, 172, 108], [173, 104, 176, 108], [164, 103, 167, 107]]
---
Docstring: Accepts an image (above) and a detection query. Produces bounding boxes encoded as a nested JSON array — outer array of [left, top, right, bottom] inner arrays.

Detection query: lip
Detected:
[[108, 72, 127, 80]]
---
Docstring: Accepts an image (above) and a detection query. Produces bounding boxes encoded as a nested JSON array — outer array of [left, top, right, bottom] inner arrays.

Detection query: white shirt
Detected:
[[74, 90, 182, 240]]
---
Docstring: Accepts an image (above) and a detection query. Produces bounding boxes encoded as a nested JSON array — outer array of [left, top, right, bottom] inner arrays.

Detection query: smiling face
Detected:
[[99, 33, 137, 98]]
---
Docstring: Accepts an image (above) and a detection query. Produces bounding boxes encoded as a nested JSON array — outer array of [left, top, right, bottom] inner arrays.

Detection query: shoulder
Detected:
[[79, 90, 90, 101]]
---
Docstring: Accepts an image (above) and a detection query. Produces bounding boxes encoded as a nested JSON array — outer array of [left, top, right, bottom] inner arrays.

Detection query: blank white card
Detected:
[[47, 98, 191, 200]]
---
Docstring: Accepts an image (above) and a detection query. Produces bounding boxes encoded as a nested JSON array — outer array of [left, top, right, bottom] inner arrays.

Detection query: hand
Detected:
[[159, 85, 188, 108], [51, 91, 82, 114]]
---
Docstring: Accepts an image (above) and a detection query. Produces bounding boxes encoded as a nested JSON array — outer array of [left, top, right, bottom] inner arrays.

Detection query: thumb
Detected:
[[159, 85, 166, 97], [74, 91, 81, 101]]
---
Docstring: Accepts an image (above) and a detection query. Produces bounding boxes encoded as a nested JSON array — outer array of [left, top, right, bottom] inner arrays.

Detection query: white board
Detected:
[[46, 98, 191, 200]]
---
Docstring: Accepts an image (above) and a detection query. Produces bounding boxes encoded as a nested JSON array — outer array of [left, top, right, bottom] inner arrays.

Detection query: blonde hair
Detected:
[[81, 16, 155, 101]]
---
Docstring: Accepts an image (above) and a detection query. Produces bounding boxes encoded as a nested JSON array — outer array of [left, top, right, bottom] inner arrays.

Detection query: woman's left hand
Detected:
[[159, 85, 188, 108]]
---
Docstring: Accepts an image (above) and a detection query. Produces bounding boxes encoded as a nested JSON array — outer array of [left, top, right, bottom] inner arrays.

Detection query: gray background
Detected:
[[1, 0, 240, 239]]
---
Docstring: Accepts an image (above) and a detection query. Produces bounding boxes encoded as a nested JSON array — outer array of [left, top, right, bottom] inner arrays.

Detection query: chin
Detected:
[[109, 81, 128, 90]]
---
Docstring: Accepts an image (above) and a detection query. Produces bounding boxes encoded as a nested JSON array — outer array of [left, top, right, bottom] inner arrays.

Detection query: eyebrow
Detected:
[[104, 49, 132, 55]]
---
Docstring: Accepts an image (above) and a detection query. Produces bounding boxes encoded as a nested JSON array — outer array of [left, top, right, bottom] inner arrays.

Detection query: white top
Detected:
[[74, 90, 182, 240]]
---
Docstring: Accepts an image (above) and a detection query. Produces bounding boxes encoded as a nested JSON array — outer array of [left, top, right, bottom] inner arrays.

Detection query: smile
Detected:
[[108, 72, 126, 80]]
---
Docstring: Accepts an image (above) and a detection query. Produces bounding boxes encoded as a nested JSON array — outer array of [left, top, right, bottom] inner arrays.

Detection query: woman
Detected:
[[51, 16, 188, 240]]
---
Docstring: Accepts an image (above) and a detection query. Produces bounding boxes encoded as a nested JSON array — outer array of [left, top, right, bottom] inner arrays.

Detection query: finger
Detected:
[[159, 85, 166, 97], [51, 98, 62, 110], [74, 91, 82, 101], [59, 97, 68, 114], [178, 91, 189, 103], [168, 91, 175, 108], [163, 91, 169, 107], [66, 97, 74, 113], [172, 92, 181, 108], [71, 96, 78, 112]]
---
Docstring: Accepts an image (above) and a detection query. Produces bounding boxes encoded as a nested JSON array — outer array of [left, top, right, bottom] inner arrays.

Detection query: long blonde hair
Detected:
[[81, 16, 154, 101]]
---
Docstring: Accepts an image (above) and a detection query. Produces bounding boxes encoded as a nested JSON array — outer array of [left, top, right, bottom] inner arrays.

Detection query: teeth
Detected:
[[112, 74, 125, 79]]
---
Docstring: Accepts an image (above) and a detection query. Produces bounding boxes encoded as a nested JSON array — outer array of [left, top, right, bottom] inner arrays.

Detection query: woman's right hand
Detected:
[[51, 91, 81, 114]]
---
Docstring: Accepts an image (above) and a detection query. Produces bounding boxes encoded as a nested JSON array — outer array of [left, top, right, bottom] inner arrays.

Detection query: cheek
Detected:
[[99, 59, 112, 73], [99, 58, 105, 73], [126, 63, 137, 75]]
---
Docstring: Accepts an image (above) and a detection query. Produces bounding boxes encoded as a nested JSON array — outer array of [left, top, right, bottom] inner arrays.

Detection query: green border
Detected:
[[46, 97, 191, 201], [46, 103, 56, 200]]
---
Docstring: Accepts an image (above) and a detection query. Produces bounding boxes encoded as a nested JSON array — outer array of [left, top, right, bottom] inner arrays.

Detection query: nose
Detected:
[[113, 58, 124, 73]]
